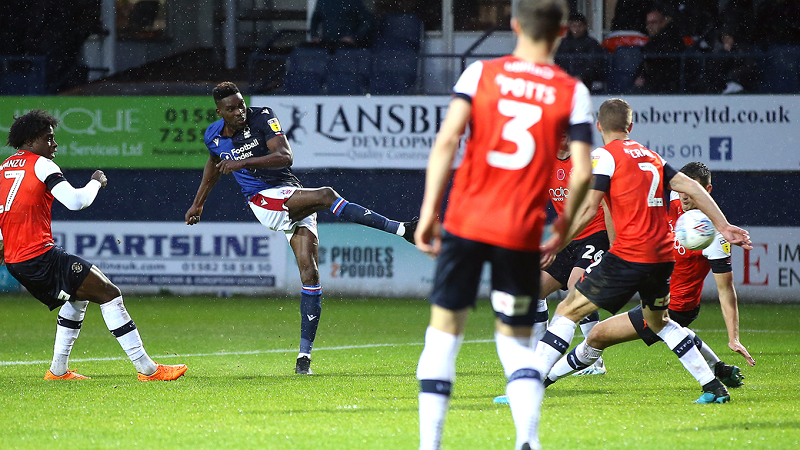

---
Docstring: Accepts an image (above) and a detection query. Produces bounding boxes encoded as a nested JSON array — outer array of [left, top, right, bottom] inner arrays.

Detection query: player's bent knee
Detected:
[[586, 328, 610, 350], [319, 186, 340, 204]]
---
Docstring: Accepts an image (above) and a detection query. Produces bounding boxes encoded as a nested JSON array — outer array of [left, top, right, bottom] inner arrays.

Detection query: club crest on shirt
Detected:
[[243, 127, 251, 139], [268, 118, 282, 133], [71, 262, 83, 273]]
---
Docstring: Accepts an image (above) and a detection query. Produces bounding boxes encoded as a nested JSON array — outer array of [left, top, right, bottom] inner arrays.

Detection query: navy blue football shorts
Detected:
[[628, 304, 701, 346], [544, 230, 609, 290], [575, 252, 674, 315], [429, 231, 541, 326], [6, 246, 93, 311]]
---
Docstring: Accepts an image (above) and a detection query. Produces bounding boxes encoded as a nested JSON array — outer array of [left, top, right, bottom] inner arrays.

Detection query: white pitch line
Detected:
[[0, 328, 783, 367], [0, 339, 496, 367]]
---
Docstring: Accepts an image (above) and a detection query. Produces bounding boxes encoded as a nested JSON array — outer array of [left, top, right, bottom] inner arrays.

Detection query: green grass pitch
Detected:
[[1, 295, 798, 450]]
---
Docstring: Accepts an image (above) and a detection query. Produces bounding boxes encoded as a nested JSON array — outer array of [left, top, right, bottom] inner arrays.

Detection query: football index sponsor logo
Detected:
[[709, 137, 732, 161]]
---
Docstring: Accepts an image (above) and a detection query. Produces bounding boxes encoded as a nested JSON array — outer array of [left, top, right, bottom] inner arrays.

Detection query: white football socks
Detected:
[[657, 319, 715, 386], [99, 296, 157, 376], [50, 300, 89, 376], [531, 299, 549, 346], [496, 332, 544, 450], [547, 340, 603, 382], [685, 328, 721, 368], [417, 327, 463, 450], [533, 314, 577, 376]]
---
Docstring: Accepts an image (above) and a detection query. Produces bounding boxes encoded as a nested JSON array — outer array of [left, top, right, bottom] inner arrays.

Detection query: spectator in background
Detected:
[[754, 0, 800, 48], [309, 0, 375, 50], [705, 0, 760, 94], [634, 4, 686, 93], [556, 12, 607, 92]]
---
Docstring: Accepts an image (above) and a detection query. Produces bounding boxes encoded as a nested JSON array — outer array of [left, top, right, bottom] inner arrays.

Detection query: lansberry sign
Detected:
[[255, 96, 452, 169], [593, 96, 799, 171], [1, 95, 797, 170]]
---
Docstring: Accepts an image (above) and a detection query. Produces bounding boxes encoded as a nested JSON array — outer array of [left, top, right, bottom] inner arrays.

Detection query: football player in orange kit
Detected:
[[0, 109, 186, 381]]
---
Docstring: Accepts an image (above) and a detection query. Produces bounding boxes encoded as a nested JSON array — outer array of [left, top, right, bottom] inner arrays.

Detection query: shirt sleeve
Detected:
[[33, 157, 66, 190], [452, 61, 484, 103], [252, 107, 284, 140], [590, 147, 614, 192], [591, 147, 615, 178], [570, 82, 593, 126], [704, 231, 732, 261], [51, 180, 102, 211]]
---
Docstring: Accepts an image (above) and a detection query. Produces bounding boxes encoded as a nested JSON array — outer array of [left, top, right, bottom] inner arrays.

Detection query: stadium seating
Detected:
[[0, 56, 46, 95], [372, 14, 423, 51], [370, 49, 418, 95], [761, 45, 800, 94], [326, 48, 372, 95], [606, 46, 643, 94], [283, 47, 329, 95]]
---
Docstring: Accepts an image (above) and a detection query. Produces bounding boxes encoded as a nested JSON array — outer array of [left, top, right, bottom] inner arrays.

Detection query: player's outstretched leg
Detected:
[[533, 314, 578, 377], [656, 320, 729, 403], [45, 300, 91, 380], [573, 311, 606, 376], [545, 340, 603, 386], [685, 328, 744, 388], [99, 296, 187, 381], [330, 197, 417, 244]]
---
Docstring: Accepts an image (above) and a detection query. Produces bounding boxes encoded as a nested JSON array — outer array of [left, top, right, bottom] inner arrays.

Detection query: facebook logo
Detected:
[[709, 137, 733, 161]]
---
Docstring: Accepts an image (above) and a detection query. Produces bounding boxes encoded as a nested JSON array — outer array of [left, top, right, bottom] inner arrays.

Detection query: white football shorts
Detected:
[[248, 187, 318, 242]]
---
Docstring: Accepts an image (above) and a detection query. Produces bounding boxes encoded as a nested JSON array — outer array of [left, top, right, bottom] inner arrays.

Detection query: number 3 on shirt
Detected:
[[487, 100, 542, 170], [0, 170, 25, 213]]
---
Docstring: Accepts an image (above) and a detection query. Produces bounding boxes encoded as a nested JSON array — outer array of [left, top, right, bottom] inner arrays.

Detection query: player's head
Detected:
[[213, 81, 247, 131], [7, 109, 59, 157], [512, 0, 568, 44], [597, 98, 633, 134], [679, 161, 712, 211]]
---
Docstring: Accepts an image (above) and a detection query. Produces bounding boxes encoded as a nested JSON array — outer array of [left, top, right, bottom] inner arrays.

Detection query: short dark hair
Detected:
[[681, 161, 711, 187], [7, 109, 59, 149], [514, 0, 568, 43], [568, 12, 587, 23], [212, 81, 240, 103], [597, 98, 632, 133]]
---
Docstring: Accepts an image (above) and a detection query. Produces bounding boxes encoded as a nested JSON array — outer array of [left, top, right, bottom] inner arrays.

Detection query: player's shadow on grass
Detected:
[[678, 421, 800, 432], [541, 388, 611, 397]]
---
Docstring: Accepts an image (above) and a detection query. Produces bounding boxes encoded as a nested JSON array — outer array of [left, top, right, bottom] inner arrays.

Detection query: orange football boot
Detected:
[[44, 370, 90, 380], [138, 363, 187, 381]]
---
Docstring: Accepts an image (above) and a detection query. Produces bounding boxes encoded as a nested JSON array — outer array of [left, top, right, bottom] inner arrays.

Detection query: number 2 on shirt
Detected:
[[637, 162, 663, 207], [487, 100, 542, 170]]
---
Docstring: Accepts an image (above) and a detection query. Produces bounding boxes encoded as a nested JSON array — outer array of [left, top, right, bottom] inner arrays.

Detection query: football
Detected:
[[675, 209, 716, 250]]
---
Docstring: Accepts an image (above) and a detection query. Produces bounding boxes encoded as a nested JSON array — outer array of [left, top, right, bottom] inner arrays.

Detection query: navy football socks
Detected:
[[330, 197, 401, 234], [300, 285, 322, 354]]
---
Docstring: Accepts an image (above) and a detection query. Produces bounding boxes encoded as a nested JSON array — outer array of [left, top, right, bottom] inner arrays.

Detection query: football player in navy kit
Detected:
[[186, 82, 416, 374]]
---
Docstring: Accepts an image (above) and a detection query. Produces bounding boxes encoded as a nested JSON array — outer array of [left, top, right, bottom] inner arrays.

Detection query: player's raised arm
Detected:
[[415, 96, 471, 256], [216, 135, 294, 175], [186, 155, 222, 225], [669, 171, 752, 249], [714, 270, 755, 366], [47, 165, 105, 211]]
